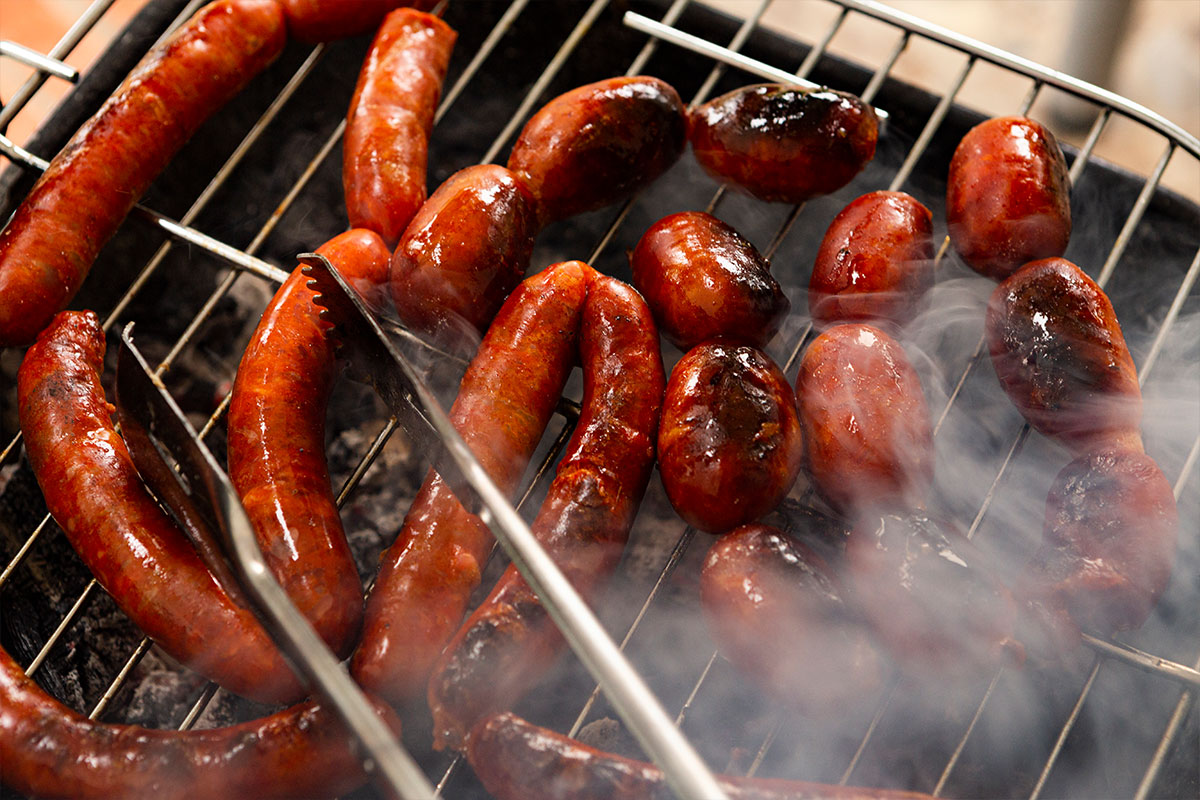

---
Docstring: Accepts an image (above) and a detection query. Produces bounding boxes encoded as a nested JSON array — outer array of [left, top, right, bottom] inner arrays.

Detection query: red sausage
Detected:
[[809, 190, 935, 331], [700, 523, 884, 714], [427, 275, 665, 751], [17, 312, 301, 704], [343, 8, 456, 246], [352, 261, 594, 705], [389, 164, 539, 347], [507, 76, 688, 229], [630, 211, 789, 351], [467, 711, 937, 800], [796, 323, 934, 520], [227, 229, 392, 660], [0, 645, 398, 800], [278, 0, 439, 44], [986, 257, 1143, 454], [946, 116, 1071, 281], [0, 0, 287, 348]]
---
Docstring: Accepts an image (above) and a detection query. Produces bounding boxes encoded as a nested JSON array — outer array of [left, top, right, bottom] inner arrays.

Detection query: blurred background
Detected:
[[2, 0, 1198, 201]]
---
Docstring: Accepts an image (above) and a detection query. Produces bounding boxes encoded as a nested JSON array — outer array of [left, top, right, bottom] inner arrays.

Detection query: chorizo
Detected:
[[0, 0, 287, 348]]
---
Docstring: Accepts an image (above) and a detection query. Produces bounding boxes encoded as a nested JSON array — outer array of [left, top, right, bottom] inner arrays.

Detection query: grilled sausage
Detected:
[[986, 257, 1143, 454], [389, 164, 539, 347], [17, 311, 301, 704], [946, 116, 1071, 281], [428, 275, 665, 751], [700, 523, 884, 714], [796, 323, 933, 520], [343, 8, 456, 246], [466, 711, 937, 800], [0, 0, 286, 348], [1023, 449, 1178, 636], [507, 76, 687, 229], [278, 0, 438, 43], [809, 191, 935, 331], [689, 84, 878, 205], [630, 211, 789, 351], [657, 342, 803, 534], [844, 513, 1024, 676], [226, 229, 391, 660], [352, 261, 593, 705], [0, 645, 397, 800]]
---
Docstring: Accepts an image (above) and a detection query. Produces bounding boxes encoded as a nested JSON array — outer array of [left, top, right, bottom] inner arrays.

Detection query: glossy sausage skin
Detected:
[[845, 513, 1024, 677], [658, 342, 803, 534], [352, 261, 593, 705], [389, 164, 539, 347], [17, 312, 301, 704], [278, 0, 438, 43], [227, 229, 391, 660], [986, 257, 1143, 454], [0, 645, 397, 800], [630, 211, 789, 350], [1023, 449, 1178, 636], [701, 524, 884, 714], [508, 76, 687, 228], [689, 84, 878, 205], [467, 712, 936, 800], [343, 8, 456, 246], [946, 116, 1071, 281], [809, 191, 935, 331], [0, 0, 286, 348], [796, 324, 933, 520], [428, 276, 665, 751]]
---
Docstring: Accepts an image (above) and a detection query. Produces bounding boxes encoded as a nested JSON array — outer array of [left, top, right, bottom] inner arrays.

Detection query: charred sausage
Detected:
[[352, 260, 593, 705], [809, 191, 935, 331], [278, 0, 438, 43], [427, 275, 665, 751], [466, 711, 937, 800], [0, 645, 397, 800], [657, 341, 803, 534], [630, 211, 789, 351], [689, 84, 878, 205], [986, 257, 1143, 454], [389, 164, 539, 347], [946, 116, 1071, 281], [17, 311, 301, 704], [796, 323, 933, 520], [700, 523, 884, 714], [0, 0, 287, 348], [227, 229, 392, 660], [507, 76, 687, 229], [343, 8, 456, 246]]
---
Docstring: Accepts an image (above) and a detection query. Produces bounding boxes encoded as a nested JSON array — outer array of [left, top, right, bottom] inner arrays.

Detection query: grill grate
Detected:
[[0, 1, 1197, 799]]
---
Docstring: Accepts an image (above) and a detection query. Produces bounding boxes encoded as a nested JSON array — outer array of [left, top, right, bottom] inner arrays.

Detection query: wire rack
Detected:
[[0, 1, 1197, 798]]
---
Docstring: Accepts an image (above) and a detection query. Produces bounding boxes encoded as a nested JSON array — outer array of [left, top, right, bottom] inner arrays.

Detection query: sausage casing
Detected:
[[0, 0, 286, 348], [352, 261, 593, 704], [18, 311, 301, 704], [343, 8, 456, 246], [227, 229, 392, 659], [428, 275, 665, 751]]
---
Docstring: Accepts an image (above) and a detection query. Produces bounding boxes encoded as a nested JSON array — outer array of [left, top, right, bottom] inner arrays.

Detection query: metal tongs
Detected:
[[115, 324, 437, 800], [298, 252, 729, 800]]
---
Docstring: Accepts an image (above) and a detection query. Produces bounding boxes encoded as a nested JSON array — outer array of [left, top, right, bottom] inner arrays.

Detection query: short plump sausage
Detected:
[[0, 0, 287, 348]]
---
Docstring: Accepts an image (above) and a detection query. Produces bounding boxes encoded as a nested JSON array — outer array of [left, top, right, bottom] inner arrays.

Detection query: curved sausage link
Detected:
[[17, 312, 301, 704], [466, 711, 936, 800], [227, 229, 392, 660], [0, 645, 398, 800], [0, 0, 287, 348], [428, 275, 665, 751], [352, 260, 594, 705], [343, 8, 456, 246]]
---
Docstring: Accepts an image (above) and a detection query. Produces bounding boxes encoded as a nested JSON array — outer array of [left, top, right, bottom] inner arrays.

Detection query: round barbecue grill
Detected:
[[0, 2, 1196, 798]]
